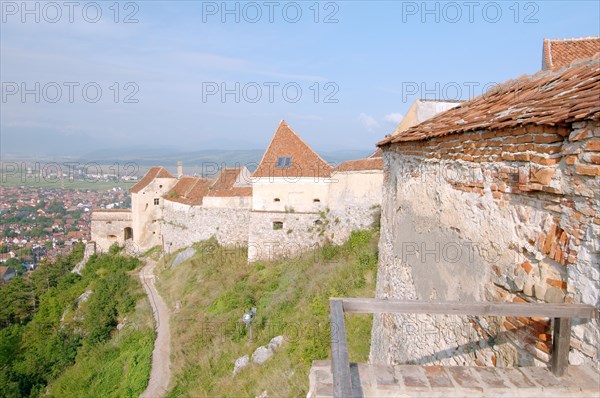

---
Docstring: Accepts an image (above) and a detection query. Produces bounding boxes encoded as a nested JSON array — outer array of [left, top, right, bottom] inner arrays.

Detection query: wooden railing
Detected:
[[329, 298, 599, 398]]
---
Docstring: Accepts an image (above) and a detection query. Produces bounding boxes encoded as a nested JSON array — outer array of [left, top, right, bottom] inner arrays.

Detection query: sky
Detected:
[[1, 0, 599, 157]]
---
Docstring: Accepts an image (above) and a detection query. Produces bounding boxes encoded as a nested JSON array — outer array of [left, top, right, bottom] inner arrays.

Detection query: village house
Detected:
[[0, 266, 16, 282]]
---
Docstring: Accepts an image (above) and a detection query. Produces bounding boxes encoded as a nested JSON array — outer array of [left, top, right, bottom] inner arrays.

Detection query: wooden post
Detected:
[[551, 317, 571, 377], [330, 299, 354, 398]]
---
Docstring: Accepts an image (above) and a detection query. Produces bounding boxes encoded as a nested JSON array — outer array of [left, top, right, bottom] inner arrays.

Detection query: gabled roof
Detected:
[[368, 148, 383, 158], [543, 37, 600, 71], [207, 168, 252, 197], [379, 58, 600, 145], [393, 99, 463, 134], [252, 121, 333, 179], [164, 177, 213, 205], [130, 167, 174, 193], [334, 157, 383, 172]]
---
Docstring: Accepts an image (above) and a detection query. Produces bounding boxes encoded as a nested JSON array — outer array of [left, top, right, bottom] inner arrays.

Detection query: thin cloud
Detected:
[[358, 113, 380, 134], [384, 112, 404, 124]]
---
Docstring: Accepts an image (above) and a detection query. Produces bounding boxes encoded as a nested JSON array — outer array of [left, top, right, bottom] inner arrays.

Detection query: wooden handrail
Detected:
[[328, 298, 598, 398], [339, 298, 599, 318]]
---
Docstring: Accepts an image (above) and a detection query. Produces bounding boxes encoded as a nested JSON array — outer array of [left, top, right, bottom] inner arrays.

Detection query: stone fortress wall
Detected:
[[371, 118, 599, 370], [90, 210, 132, 252]]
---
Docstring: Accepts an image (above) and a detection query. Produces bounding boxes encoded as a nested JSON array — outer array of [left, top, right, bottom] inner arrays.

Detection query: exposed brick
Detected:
[[534, 134, 564, 144], [575, 164, 600, 176], [531, 155, 561, 166], [585, 153, 600, 164], [513, 153, 531, 162], [585, 140, 600, 151], [530, 168, 554, 184], [535, 341, 552, 354], [546, 278, 567, 290], [566, 155, 578, 165], [521, 260, 533, 273], [569, 128, 593, 141]]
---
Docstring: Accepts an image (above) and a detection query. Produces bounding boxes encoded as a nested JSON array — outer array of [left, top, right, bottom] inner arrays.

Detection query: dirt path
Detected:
[[140, 259, 171, 398]]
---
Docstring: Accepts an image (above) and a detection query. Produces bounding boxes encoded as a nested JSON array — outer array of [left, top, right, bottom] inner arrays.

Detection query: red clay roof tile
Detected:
[[334, 158, 383, 172], [207, 168, 253, 197], [379, 58, 600, 145], [543, 37, 600, 71], [130, 167, 174, 193], [164, 177, 212, 205], [252, 121, 333, 179]]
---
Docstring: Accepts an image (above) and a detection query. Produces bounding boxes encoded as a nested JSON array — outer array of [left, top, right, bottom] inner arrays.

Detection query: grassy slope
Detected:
[[46, 254, 155, 398], [156, 229, 379, 398]]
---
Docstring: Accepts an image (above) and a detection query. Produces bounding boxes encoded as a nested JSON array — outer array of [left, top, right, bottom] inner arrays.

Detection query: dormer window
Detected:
[[276, 156, 292, 168]]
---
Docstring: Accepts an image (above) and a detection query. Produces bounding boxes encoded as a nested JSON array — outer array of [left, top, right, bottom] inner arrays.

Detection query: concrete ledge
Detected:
[[308, 361, 600, 398]]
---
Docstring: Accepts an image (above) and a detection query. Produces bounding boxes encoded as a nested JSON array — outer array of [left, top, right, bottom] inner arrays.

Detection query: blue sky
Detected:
[[1, 1, 599, 156]]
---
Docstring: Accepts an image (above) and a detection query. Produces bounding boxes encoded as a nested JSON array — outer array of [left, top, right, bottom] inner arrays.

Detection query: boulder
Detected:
[[252, 346, 273, 365], [233, 355, 249, 375], [268, 335, 284, 351]]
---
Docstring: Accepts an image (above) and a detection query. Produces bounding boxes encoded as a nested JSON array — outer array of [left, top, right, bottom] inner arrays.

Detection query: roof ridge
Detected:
[[545, 36, 600, 43], [252, 120, 332, 178], [254, 120, 287, 171], [284, 122, 332, 168], [378, 59, 600, 146]]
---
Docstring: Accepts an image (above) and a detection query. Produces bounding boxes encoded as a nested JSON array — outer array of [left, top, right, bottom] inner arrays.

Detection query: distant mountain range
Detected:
[[2, 145, 374, 171]]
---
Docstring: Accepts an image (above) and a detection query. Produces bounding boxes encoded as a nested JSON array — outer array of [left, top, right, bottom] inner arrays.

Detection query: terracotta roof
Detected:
[[368, 148, 383, 158], [379, 58, 600, 145], [92, 209, 131, 213], [334, 158, 383, 172], [543, 37, 600, 71], [207, 168, 253, 197], [164, 177, 213, 205], [252, 121, 333, 179], [0, 266, 10, 277], [130, 167, 174, 193]]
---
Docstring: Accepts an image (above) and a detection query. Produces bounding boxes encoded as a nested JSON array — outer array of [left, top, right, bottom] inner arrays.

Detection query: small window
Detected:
[[315, 219, 323, 225], [313, 198, 320, 203], [159, 185, 163, 188], [274, 198, 281, 202], [276, 156, 292, 168], [273, 221, 283, 230], [154, 198, 159, 205]]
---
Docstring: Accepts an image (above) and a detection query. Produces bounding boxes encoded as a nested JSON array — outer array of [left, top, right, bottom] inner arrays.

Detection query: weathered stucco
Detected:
[[161, 200, 250, 252], [371, 121, 600, 371], [90, 210, 132, 252], [131, 177, 177, 251], [247, 170, 383, 262]]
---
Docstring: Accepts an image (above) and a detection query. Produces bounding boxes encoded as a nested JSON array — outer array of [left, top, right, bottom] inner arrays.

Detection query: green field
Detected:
[[0, 174, 135, 191]]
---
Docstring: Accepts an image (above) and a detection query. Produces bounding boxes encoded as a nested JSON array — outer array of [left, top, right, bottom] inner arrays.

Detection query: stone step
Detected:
[[308, 361, 600, 398]]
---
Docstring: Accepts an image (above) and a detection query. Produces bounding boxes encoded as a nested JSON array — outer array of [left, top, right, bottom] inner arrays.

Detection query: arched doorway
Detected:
[[124, 227, 133, 241]]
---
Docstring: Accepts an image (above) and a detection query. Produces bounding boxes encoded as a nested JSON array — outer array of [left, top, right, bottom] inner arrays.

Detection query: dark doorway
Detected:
[[124, 227, 133, 240]]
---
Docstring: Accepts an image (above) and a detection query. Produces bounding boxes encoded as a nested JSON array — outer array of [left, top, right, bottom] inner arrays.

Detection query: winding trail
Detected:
[[140, 259, 171, 398]]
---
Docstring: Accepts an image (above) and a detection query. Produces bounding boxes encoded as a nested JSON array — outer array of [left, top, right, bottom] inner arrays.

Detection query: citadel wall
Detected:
[[131, 177, 177, 251], [90, 210, 132, 252], [161, 199, 251, 252], [370, 121, 600, 371]]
